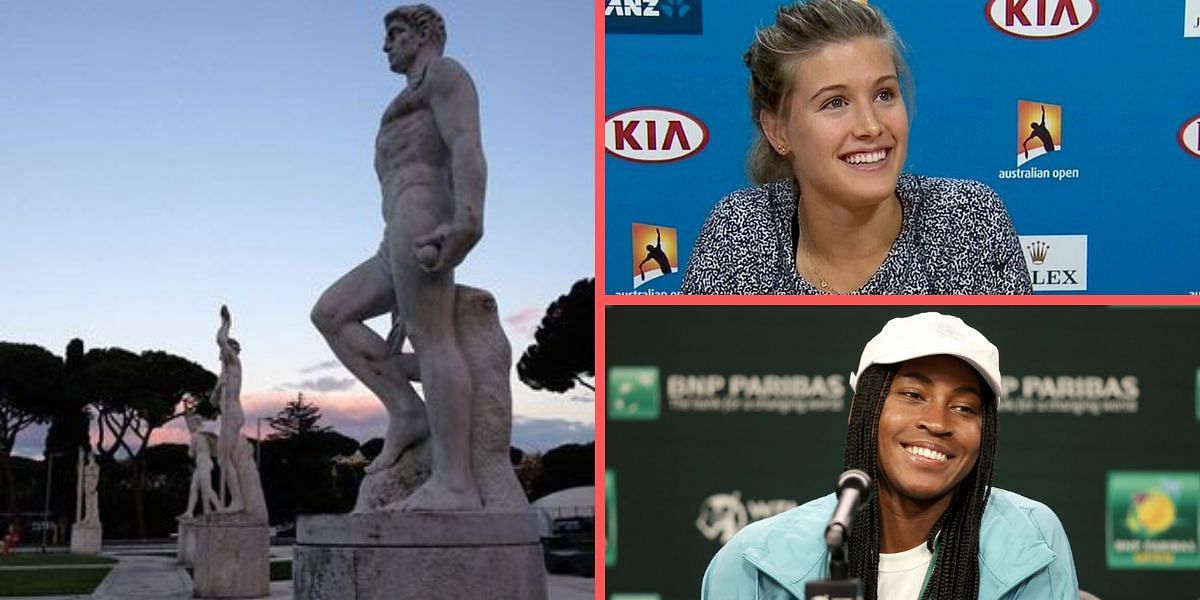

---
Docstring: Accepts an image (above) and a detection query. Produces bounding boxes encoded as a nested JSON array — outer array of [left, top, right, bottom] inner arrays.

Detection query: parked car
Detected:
[[542, 516, 594, 577]]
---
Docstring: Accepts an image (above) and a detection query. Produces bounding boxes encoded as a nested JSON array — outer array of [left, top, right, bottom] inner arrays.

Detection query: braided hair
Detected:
[[842, 363, 998, 600]]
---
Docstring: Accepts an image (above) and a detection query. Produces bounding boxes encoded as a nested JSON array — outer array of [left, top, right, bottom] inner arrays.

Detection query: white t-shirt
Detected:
[[876, 542, 933, 600]]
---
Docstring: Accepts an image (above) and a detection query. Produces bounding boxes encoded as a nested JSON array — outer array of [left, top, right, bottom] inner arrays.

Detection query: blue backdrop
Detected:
[[604, 0, 1200, 294]]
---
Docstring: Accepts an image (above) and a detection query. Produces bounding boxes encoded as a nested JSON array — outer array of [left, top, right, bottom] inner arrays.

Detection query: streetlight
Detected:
[[41, 450, 66, 553]]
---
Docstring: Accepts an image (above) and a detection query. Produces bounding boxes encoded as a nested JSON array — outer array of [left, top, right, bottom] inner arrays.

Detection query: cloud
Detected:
[[511, 417, 594, 453], [299, 360, 342, 374], [12, 384, 593, 460], [504, 306, 544, 339], [278, 376, 359, 392]]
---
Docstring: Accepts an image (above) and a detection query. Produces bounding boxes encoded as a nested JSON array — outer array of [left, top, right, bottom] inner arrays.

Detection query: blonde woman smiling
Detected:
[[681, 0, 1030, 295]]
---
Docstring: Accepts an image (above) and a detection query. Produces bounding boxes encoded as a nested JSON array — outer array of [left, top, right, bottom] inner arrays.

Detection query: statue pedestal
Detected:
[[295, 511, 548, 600], [176, 518, 197, 566], [69, 522, 102, 554], [192, 516, 269, 599]]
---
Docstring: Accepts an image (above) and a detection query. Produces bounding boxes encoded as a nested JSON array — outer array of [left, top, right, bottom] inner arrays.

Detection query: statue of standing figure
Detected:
[[75, 450, 100, 526], [202, 305, 267, 522], [311, 3, 485, 512], [213, 304, 247, 512], [180, 413, 221, 518]]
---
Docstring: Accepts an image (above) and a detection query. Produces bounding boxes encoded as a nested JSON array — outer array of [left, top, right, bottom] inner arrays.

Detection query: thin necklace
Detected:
[[797, 210, 840, 294]]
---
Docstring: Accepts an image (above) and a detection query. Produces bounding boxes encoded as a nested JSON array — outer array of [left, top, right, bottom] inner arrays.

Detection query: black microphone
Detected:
[[807, 469, 873, 598], [824, 469, 872, 550]]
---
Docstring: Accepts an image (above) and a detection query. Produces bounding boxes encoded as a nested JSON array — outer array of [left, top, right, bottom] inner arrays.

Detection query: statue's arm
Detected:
[[421, 57, 486, 271], [216, 305, 237, 358]]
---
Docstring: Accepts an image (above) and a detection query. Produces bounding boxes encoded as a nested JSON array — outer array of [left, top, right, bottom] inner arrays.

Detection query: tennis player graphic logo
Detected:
[[632, 223, 679, 288], [1017, 100, 1062, 166]]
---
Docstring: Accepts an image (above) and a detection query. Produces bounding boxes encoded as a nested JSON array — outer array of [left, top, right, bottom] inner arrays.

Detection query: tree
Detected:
[[531, 442, 593, 500], [259, 399, 353, 521], [0, 342, 62, 516], [73, 347, 215, 538], [267, 393, 331, 440], [517, 278, 594, 393], [44, 339, 91, 540]]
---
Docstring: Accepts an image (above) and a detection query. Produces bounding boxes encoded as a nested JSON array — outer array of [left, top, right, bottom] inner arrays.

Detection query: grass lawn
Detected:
[[0, 553, 116, 567], [0, 567, 112, 596]]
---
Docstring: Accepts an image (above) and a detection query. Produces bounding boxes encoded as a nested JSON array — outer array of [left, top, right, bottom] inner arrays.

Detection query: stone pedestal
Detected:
[[177, 519, 197, 566], [69, 522, 101, 554], [295, 510, 548, 599], [192, 517, 269, 599]]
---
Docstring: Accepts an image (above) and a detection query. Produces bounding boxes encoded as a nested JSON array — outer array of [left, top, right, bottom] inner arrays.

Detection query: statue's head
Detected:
[[228, 338, 241, 355], [383, 4, 447, 73]]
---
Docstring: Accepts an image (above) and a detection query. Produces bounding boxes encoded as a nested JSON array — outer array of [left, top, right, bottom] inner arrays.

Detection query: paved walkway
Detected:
[[3, 549, 594, 599], [90, 555, 191, 600]]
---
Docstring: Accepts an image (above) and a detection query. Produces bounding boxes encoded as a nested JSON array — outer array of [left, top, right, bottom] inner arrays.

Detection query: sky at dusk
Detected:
[[0, 1, 594, 456]]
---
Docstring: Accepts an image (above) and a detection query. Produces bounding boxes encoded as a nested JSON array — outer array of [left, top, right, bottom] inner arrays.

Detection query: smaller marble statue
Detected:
[[203, 305, 268, 523], [213, 304, 247, 513], [180, 414, 221, 518], [75, 450, 100, 526]]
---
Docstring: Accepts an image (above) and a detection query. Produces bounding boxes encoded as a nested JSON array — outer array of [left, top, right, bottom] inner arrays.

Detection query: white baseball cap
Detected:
[[849, 312, 1002, 396]]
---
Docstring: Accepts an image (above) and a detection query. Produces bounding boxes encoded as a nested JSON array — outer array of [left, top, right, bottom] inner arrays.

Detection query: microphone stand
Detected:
[[804, 541, 862, 600]]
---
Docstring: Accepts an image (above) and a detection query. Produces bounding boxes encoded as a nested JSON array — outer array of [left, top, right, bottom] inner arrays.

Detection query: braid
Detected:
[[843, 364, 893, 600], [842, 364, 999, 600]]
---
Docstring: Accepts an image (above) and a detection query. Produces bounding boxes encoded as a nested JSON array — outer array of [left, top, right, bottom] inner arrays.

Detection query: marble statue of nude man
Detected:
[[311, 4, 484, 511], [213, 305, 246, 512], [180, 413, 221, 518]]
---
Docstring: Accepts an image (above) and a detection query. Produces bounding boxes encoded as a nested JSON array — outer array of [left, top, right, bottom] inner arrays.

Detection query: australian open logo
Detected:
[[985, 0, 1098, 39], [632, 223, 679, 288], [1177, 114, 1200, 158], [605, 0, 703, 35], [998, 100, 1081, 181]]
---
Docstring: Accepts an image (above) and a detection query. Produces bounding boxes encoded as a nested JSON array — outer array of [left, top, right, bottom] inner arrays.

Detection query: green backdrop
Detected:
[[605, 306, 1200, 599]]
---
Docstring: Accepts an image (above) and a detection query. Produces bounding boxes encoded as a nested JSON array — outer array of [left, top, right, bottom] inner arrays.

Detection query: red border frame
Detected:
[[602, 294, 1200, 306], [594, 0, 607, 595], [984, 0, 1099, 41]]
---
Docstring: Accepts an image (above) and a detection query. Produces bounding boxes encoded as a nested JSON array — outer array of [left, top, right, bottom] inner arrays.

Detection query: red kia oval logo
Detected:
[[985, 0, 1098, 40], [1178, 115, 1200, 159], [605, 107, 709, 163]]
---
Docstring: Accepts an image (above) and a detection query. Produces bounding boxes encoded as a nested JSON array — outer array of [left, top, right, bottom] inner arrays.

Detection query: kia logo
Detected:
[[604, 107, 709, 163], [1178, 114, 1200, 159], [985, 0, 1098, 40]]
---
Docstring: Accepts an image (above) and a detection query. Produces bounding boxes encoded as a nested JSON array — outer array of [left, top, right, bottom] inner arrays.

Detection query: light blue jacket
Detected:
[[701, 488, 1078, 600]]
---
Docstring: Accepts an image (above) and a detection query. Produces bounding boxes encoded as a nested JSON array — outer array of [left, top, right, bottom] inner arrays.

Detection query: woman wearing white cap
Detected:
[[701, 312, 1078, 599]]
